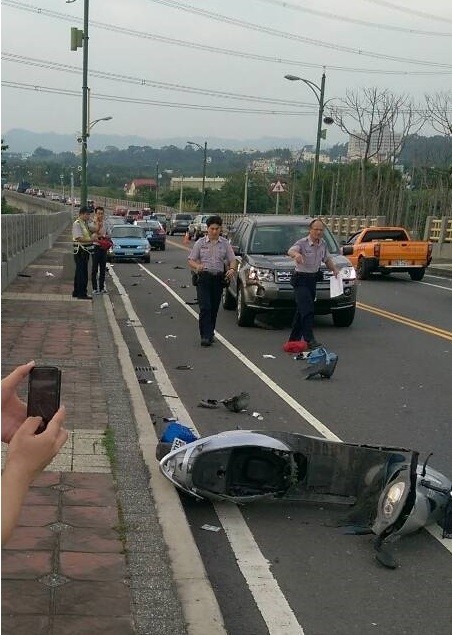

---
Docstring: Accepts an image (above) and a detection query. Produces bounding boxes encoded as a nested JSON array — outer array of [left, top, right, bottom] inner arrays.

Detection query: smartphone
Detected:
[[27, 366, 62, 434]]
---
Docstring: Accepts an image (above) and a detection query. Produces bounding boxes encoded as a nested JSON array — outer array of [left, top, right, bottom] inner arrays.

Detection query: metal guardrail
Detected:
[[1, 211, 72, 291], [424, 217, 452, 243]]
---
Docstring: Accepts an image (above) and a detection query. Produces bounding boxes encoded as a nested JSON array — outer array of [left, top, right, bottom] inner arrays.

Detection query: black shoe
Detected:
[[307, 339, 322, 350], [200, 338, 211, 347], [76, 295, 92, 300], [209, 336, 216, 344]]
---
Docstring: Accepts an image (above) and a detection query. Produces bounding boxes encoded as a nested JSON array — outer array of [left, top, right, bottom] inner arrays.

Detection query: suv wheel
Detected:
[[236, 285, 255, 326], [222, 286, 237, 310], [332, 306, 355, 327]]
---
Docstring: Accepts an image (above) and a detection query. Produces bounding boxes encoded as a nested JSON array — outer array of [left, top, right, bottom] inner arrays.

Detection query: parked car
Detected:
[[107, 225, 151, 263], [168, 213, 193, 235], [50, 193, 61, 201], [36, 189, 46, 198], [223, 215, 357, 327], [134, 219, 167, 251], [125, 209, 143, 224], [188, 214, 209, 240], [114, 205, 128, 217]]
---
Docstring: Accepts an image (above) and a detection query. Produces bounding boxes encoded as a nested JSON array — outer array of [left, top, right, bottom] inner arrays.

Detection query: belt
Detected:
[[295, 271, 318, 277], [200, 270, 223, 276]]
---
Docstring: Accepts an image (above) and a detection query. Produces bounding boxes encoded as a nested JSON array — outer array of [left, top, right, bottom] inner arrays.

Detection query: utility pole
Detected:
[[201, 141, 207, 215], [80, 0, 89, 207], [155, 160, 159, 209], [243, 167, 249, 215], [179, 176, 184, 212]]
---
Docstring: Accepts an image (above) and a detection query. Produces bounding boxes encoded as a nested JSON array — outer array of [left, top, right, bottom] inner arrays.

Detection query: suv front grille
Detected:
[[275, 269, 292, 283]]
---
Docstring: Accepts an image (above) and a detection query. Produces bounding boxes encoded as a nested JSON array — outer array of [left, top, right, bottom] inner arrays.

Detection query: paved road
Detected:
[[107, 236, 452, 635]]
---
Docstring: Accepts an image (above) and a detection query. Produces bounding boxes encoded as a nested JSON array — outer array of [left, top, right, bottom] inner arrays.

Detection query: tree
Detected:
[[425, 91, 452, 137]]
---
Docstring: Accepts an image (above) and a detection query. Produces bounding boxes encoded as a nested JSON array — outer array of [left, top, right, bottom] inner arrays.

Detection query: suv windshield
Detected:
[[175, 214, 192, 220], [248, 224, 338, 255]]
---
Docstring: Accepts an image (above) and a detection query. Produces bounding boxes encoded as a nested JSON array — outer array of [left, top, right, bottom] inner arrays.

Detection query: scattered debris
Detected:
[[173, 265, 185, 269], [165, 334, 177, 339], [221, 392, 250, 413], [131, 282, 139, 286], [263, 354, 276, 359], [175, 365, 193, 370], [160, 302, 169, 309], [138, 378, 153, 384], [132, 274, 143, 277], [185, 300, 198, 305], [252, 411, 264, 420], [180, 284, 189, 288], [198, 399, 219, 409], [18, 273, 31, 278], [154, 260, 164, 264], [201, 524, 221, 532], [45, 271, 55, 277]]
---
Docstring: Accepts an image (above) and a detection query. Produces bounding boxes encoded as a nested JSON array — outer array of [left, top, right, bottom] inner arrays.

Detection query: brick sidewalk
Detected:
[[1, 231, 134, 634]]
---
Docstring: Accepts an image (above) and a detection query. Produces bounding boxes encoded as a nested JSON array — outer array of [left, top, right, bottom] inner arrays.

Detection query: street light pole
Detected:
[[80, 0, 89, 208], [284, 72, 326, 215]]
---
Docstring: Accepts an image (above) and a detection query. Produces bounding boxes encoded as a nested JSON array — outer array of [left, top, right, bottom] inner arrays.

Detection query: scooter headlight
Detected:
[[382, 481, 406, 518]]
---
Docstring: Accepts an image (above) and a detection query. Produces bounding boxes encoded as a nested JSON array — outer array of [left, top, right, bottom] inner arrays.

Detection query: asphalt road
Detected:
[[108, 236, 452, 635]]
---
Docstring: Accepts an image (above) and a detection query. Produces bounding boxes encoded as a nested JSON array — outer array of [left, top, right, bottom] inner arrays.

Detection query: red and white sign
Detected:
[[271, 180, 285, 193]]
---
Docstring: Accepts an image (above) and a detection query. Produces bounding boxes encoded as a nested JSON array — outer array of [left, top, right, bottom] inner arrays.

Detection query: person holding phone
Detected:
[[1, 362, 68, 545], [90, 205, 109, 294]]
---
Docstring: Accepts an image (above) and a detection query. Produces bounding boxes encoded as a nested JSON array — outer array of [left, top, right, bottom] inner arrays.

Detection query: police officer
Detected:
[[287, 218, 340, 349], [188, 215, 236, 347], [72, 206, 96, 299]]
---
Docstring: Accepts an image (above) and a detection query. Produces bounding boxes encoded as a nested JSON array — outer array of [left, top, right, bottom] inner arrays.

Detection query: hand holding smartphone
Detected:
[[27, 366, 62, 434]]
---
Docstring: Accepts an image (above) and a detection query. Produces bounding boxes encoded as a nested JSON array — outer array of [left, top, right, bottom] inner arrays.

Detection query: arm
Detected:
[[288, 243, 304, 265], [188, 242, 203, 272], [225, 244, 237, 280], [325, 256, 340, 277], [1, 407, 68, 545]]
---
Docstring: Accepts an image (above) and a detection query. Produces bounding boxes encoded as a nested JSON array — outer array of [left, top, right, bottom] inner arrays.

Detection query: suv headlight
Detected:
[[381, 481, 406, 518], [247, 266, 274, 282], [340, 266, 356, 280]]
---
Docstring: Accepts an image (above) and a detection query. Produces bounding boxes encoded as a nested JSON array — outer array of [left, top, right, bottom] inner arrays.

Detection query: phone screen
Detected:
[[27, 367, 61, 432]]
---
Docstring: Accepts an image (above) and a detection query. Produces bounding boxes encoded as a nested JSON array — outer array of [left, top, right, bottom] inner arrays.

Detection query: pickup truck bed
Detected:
[[342, 227, 432, 281]]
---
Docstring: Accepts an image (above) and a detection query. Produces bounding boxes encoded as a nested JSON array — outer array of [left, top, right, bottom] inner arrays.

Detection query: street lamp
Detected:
[[187, 140, 207, 215], [87, 116, 112, 135], [285, 72, 326, 215]]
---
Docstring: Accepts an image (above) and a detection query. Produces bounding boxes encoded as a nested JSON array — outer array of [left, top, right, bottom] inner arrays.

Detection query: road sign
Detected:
[[271, 180, 285, 193]]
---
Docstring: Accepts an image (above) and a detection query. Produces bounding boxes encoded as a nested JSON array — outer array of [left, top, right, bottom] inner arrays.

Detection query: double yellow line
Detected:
[[357, 302, 452, 341]]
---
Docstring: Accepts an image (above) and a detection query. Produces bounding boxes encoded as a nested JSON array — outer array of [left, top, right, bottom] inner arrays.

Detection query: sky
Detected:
[[1, 0, 451, 150]]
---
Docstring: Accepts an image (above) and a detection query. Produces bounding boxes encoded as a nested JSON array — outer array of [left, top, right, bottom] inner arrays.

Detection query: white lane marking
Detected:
[[138, 265, 340, 442], [105, 267, 227, 635], [111, 265, 305, 635], [420, 281, 452, 291], [137, 264, 452, 558]]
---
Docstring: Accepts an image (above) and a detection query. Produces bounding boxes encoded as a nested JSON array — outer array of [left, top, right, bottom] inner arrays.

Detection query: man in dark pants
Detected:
[[188, 215, 236, 346], [91, 206, 108, 294], [72, 206, 95, 300], [288, 219, 340, 349]]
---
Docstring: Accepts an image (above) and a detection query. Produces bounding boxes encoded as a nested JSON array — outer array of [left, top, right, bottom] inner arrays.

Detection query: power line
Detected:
[[362, 0, 452, 24], [1, 80, 321, 115], [3, 80, 444, 117], [254, 0, 452, 36], [146, 0, 452, 68], [1, 52, 317, 108], [4, 1, 452, 75]]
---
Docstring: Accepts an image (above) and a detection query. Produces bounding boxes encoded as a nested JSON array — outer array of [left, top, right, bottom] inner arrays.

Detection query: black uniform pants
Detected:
[[73, 248, 90, 298], [289, 273, 317, 342], [196, 271, 224, 340], [91, 246, 107, 291]]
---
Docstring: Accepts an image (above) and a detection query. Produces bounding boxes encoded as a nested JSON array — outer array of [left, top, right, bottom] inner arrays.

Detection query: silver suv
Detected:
[[223, 215, 357, 327]]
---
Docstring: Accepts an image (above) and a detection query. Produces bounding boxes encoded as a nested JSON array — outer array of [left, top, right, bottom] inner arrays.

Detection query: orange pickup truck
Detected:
[[341, 226, 432, 281]]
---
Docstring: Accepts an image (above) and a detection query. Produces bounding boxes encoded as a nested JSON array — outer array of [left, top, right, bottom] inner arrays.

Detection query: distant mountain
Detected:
[[2, 128, 308, 153]]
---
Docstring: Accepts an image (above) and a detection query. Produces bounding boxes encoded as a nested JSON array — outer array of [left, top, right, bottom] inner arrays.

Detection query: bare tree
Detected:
[[330, 88, 424, 212], [425, 91, 452, 137]]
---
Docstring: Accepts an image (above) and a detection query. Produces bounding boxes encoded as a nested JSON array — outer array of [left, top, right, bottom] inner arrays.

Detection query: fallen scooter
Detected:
[[157, 426, 452, 568]]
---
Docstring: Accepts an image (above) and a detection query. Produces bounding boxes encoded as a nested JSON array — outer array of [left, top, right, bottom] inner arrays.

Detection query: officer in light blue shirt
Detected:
[[188, 215, 236, 347], [287, 219, 339, 349]]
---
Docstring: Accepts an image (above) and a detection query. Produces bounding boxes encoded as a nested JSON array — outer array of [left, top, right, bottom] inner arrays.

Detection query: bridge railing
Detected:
[[1, 211, 72, 291]]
